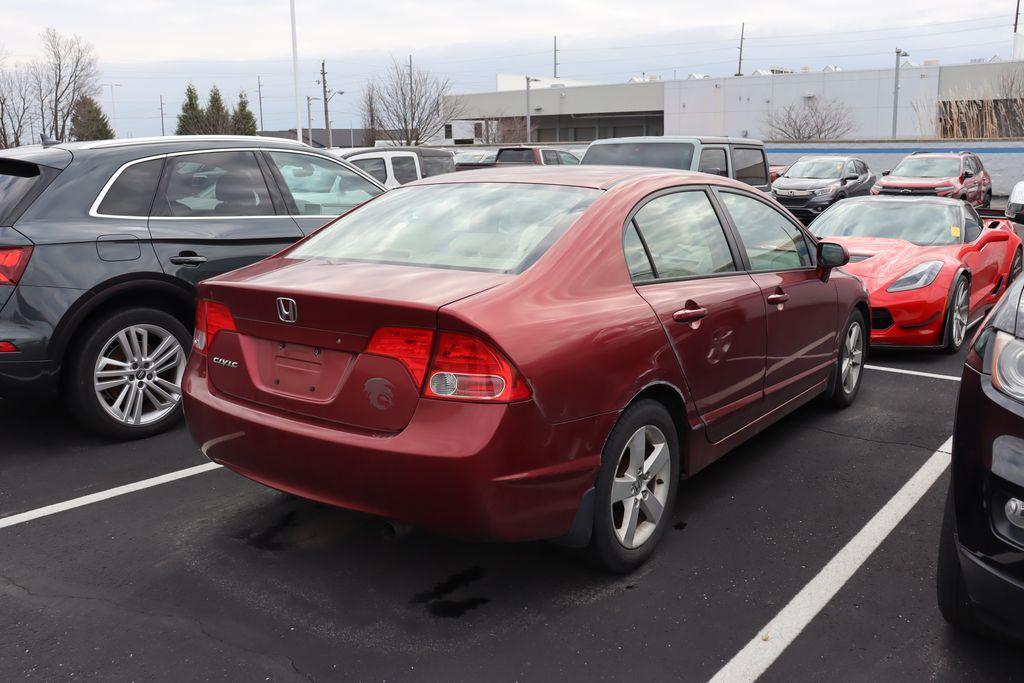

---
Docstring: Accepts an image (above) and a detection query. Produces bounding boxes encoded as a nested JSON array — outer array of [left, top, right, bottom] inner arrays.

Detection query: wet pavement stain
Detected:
[[410, 566, 490, 618]]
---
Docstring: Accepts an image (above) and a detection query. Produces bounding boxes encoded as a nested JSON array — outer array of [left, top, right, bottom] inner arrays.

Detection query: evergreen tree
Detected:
[[231, 91, 258, 135], [69, 95, 114, 141], [175, 84, 205, 135], [204, 86, 232, 134]]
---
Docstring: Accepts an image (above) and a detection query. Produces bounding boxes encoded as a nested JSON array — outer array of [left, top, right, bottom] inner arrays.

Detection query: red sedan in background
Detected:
[[811, 197, 1022, 352], [183, 166, 868, 572]]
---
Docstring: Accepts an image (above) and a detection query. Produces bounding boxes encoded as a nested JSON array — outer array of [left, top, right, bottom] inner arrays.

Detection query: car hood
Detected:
[[823, 236, 955, 290], [773, 177, 841, 191], [877, 175, 958, 189]]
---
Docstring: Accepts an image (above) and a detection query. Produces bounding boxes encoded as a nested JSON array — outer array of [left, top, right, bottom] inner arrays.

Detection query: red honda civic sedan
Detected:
[[183, 166, 869, 572]]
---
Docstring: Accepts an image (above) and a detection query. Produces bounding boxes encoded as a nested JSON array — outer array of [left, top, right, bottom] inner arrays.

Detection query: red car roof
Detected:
[[413, 164, 754, 192]]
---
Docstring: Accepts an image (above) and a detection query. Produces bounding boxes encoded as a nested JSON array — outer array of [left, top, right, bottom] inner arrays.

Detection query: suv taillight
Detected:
[[194, 299, 236, 353], [363, 327, 531, 402], [0, 246, 33, 285]]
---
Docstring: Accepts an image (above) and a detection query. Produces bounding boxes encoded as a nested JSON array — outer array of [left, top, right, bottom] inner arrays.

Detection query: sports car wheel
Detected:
[[590, 399, 679, 573], [943, 277, 970, 354]]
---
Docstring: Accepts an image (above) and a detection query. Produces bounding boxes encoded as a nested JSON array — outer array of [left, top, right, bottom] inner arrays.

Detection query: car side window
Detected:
[[542, 150, 560, 165], [623, 222, 655, 281], [964, 209, 982, 242], [719, 191, 811, 270], [844, 161, 857, 177], [731, 147, 768, 186], [153, 151, 272, 218], [698, 148, 728, 176], [630, 190, 737, 280], [268, 151, 383, 215], [391, 156, 419, 184], [351, 157, 387, 184], [96, 158, 165, 217], [856, 160, 868, 175], [558, 151, 579, 165]]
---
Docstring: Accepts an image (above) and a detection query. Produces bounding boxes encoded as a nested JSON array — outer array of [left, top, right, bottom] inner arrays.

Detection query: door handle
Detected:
[[673, 305, 708, 323], [170, 253, 207, 266], [767, 292, 790, 305]]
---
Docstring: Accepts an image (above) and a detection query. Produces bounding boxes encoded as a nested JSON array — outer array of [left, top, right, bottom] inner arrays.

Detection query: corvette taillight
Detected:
[[194, 299, 236, 353], [0, 246, 33, 285], [423, 331, 530, 402]]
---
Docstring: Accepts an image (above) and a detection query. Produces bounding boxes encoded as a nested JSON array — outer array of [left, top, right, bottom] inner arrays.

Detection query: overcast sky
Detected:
[[0, 1, 1016, 137]]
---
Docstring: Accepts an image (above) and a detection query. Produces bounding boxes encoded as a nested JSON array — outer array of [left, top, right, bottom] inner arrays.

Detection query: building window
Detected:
[[473, 122, 483, 138], [444, 124, 453, 139]]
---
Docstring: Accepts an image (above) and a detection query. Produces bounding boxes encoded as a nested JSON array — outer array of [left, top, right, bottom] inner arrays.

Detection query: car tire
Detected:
[[589, 399, 680, 573], [66, 307, 191, 440], [942, 276, 971, 354], [937, 487, 976, 631], [825, 309, 866, 408]]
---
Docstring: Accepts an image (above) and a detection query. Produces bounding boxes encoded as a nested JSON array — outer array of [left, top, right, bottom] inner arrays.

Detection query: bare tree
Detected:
[[363, 58, 465, 145], [31, 28, 99, 141], [0, 59, 38, 149], [764, 97, 856, 141], [358, 82, 379, 146]]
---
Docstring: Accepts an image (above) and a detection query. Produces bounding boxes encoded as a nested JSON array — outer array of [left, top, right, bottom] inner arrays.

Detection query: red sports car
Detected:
[[810, 196, 1023, 351], [183, 166, 868, 572]]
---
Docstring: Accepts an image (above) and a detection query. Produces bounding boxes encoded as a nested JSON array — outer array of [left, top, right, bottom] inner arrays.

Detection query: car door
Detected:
[[625, 187, 767, 443], [388, 153, 421, 185], [729, 146, 771, 193], [147, 149, 304, 287], [263, 150, 385, 235], [697, 146, 729, 178], [716, 189, 839, 412]]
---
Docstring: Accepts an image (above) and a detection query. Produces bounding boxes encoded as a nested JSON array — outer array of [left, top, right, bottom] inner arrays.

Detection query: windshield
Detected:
[[890, 157, 960, 178], [811, 201, 962, 246], [288, 182, 601, 273], [582, 142, 695, 170], [784, 159, 846, 180]]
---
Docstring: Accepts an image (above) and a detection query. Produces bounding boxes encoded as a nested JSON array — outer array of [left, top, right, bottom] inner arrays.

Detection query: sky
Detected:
[[0, 1, 1016, 138]]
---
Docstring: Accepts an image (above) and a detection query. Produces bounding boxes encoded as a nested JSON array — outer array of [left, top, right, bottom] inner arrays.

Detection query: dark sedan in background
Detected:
[[0, 135, 384, 439], [939, 273, 1024, 639], [772, 155, 875, 222]]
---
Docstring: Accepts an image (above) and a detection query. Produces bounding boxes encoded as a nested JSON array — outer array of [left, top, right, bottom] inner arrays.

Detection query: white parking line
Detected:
[[709, 436, 953, 683], [0, 462, 223, 531], [865, 364, 961, 382]]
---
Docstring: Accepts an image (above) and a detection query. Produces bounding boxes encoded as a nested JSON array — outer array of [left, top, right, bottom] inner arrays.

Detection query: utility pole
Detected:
[[320, 60, 333, 148], [1017, 0, 1021, 33], [408, 54, 415, 144], [735, 23, 745, 76], [159, 95, 165, 136], [257, 76, 265, 131], [525, 76, 540, 143], [892, 48, 909, 138], [289, 0, 302, 142], [553, 36, 559, 78], [100, 83, 121, 138], [306, 96, 319, 145]]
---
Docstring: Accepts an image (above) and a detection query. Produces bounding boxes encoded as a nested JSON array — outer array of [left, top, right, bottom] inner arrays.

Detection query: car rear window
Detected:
[[96, 158, 165, 217], [288, 182, 601, 273], [496, 149, 534, 163], [421, 155, 455, 177], [0, 159, 58, 226], [732, 147, 768, 185], [581, 142, 695, 170]]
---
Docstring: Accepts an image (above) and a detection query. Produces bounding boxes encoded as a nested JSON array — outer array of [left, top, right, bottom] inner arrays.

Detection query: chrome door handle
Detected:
[[767, 292, 790, 305], [673, 306, 708, 323]]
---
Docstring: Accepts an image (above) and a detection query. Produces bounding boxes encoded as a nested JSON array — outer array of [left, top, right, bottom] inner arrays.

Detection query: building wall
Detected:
[[454, 81, 664, 120]]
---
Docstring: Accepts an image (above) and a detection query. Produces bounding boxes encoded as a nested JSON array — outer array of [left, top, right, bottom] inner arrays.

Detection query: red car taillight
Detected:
[[0, 341, 17, 353], [424, 331, 531, 402], [193, 299, 237, 353], [364, 327, 531, 402], [364, 327, 435, 386], [0, 246, 33, 285]]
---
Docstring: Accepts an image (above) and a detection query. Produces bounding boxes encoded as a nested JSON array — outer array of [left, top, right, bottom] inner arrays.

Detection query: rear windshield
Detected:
[[811, 201, 962, 246], [288, 182, 601, 273], [582, 142, 695, 170], [891, 157, 960, 178], [0, 159, 56, 225], [496, 149, 534, 163]]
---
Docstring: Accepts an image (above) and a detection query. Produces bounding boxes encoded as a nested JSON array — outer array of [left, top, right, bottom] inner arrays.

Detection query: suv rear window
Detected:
[[289, 182, 600, 273], [582, 142, 695, 170], [496, 149, 535, 163], [0, 159, 58, 226]]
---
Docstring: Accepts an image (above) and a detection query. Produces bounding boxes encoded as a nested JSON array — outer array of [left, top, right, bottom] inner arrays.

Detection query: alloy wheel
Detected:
[[610, 425, 671, 549], [952, 281, 970, 348], [841, 322, 864, 394], [93, 324, 186, 426]]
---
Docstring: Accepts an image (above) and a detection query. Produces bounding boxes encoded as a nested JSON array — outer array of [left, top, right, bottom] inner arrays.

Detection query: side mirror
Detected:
[[963, 169, 975, 179], [844, 173, 859, 182], [882, 169, 891, 176], [1007, 180, 1024, 223], [818, 241, 849, 282]]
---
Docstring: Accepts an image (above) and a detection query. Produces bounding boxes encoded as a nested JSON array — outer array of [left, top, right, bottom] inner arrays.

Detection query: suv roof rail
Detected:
[[70, 134, 312, 151]]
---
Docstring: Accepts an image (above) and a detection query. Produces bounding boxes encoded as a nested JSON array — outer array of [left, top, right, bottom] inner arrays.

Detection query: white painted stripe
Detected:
[[865, 364, 961, 382], [709, 436, 953, 683], [0, 462, 223, 531]]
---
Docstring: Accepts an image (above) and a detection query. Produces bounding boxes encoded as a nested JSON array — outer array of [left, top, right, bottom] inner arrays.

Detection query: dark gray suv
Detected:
[[0, 135, 384, 439]]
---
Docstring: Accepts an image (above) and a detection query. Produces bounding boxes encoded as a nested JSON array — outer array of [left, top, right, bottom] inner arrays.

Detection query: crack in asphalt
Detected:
[[803, 425, 940, 455], [0, 571, 314, 682]]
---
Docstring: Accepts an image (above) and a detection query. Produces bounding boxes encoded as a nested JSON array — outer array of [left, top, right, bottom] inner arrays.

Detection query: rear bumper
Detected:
[[0, 358, 59, 399], [183, 355, 612, 542]]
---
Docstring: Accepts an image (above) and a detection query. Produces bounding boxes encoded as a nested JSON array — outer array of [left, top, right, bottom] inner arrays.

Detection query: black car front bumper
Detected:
[[772, 192, 837, 221]]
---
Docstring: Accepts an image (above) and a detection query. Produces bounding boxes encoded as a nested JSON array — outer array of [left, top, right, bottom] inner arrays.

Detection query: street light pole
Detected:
[[99, 83, 122, 138], [290, 0, 302, 143], [306, 96, 319, 145], [525, 76, 540, 144], [892, 48, 908, 139]]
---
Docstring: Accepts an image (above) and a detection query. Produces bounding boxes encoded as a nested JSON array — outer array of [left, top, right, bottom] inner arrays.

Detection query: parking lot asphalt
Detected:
[[2, 344, 1023, 681]]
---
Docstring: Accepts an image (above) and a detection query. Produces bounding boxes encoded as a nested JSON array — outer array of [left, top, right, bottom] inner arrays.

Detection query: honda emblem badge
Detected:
[[277, 297, 298, 323]]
